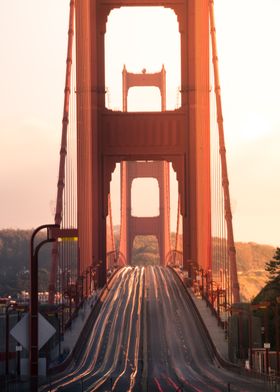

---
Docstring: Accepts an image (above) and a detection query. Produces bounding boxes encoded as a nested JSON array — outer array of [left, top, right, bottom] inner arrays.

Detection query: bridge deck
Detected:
[[42, 267, 265, 391]]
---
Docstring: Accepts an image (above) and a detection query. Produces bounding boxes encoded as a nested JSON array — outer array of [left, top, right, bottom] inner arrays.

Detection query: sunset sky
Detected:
[[0, 0, 279, 247]]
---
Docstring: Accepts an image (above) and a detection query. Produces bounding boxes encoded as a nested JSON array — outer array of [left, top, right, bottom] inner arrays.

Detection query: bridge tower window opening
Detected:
[[131, 177, 159, 217], [105, 7, 181, 111], [127, 86, 161, 112]]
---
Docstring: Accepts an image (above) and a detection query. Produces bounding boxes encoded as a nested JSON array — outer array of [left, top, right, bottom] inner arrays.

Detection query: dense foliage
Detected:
[[131, 235, 160, 265], [252, 248, 280, 304], [265, 247, 280, 283], [251, 248, 280, 351], [0, 229, 51, 297]]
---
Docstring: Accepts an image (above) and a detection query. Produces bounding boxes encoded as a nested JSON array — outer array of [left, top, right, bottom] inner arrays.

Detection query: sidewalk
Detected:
[[63, 293, 99, 352], [50, 291, 99, 364], [187, 287, 229, 361]]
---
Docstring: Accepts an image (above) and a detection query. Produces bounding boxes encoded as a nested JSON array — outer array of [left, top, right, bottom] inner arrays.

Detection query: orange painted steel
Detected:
[[120, 66, 170, 265], [119, 161, 171, 265], [209, 0, 240, 303], [122, 65, 166, 111], [75, 0, 94, 282], [74, 0, 216, 289]]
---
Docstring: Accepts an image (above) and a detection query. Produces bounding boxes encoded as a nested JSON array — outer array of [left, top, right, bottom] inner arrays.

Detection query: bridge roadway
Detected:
[[43, 266, 266, 391]]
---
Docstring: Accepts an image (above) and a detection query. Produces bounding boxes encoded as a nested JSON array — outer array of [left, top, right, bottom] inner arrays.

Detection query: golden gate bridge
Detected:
[[3, 0, 278, 391], [49, 0, 239, 307]]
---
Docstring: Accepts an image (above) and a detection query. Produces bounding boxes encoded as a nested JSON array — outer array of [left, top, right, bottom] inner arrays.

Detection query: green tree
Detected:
[[265, 247, 280, 282]]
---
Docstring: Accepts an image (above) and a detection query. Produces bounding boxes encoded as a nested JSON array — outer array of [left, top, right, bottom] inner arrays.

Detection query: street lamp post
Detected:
[[29, 224, 78, 391], [30, 224, 59, 391]]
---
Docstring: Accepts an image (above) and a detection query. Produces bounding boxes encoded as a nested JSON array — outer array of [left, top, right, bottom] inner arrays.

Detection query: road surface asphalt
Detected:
[[41, 266, 270, 391]]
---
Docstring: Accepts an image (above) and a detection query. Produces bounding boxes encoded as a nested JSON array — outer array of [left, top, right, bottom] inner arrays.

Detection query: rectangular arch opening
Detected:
[[105, 7, 181, 111], [131, 177, 159, 217]]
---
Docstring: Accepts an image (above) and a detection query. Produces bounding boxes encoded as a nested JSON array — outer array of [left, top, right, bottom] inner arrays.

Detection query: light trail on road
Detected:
[[42, 266, 268, 391]]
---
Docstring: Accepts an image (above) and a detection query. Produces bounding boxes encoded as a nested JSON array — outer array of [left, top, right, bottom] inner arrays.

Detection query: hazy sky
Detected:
[[0, 1, 279, 247]]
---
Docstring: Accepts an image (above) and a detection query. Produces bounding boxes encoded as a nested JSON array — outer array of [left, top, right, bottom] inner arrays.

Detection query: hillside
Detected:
[[235, 242, 275, 302], [128, 235, 275, 302], [0, 229, 276, 301]]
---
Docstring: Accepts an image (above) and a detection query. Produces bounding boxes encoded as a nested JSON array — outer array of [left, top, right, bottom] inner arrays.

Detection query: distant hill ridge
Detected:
[[0, 229, 275, 301], [235, 241, 275, 302]]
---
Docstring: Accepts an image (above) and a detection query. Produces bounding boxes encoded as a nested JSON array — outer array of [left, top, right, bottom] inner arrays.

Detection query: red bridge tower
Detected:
[[75, 0, 211, 286], [119, 66, 170, 265]]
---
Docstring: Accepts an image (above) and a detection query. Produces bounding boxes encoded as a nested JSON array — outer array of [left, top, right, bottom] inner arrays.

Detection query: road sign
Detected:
[[264, 342, 271, 349], [10, 313, 56, 351]]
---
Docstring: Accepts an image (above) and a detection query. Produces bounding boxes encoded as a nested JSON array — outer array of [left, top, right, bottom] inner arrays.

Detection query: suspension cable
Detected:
[[49, 0, 75, 304], [209, 0, 240, 303]]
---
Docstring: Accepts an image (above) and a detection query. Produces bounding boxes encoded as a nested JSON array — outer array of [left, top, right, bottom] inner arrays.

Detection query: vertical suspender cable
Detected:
[[49, 0, 75, 304], [209, 0, 240, 303]]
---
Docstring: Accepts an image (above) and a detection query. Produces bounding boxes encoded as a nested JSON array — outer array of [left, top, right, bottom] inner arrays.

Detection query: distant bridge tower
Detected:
[[119, 66, 170, 265], [122, 65, 166, 112], [119, 160, 171, 265], [75, 0, 211, 287]]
